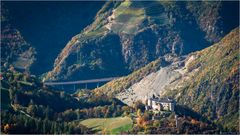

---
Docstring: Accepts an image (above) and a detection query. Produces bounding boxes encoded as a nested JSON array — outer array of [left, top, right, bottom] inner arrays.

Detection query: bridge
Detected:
[[43, 77, 120, 90]]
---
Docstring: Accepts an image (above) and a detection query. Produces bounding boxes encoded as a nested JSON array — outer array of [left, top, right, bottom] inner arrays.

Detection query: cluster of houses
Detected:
[[144, 95, 175, 112]]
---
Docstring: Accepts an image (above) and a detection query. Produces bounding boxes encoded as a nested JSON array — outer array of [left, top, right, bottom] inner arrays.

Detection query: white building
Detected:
[[145, 96, 175, 112]]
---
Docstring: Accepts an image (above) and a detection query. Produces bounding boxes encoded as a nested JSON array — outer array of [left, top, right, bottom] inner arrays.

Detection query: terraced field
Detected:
[[106, 0, 145, 34], [80, 117, 133, 134], [105, 0, 170, 35]]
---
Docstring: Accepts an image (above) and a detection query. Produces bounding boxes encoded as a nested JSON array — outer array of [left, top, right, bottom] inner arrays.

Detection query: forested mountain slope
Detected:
[[95, 27, 239, 131], [45, 1, 239, 81], [1, 6, 36, 72], [1, 68, 129, 133], [2, 1, 104, 75]]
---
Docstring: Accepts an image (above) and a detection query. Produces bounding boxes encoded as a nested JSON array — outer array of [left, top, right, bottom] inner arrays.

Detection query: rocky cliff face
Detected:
[[96, 27, 239, 131], [45, 1, 238, 81], [1, 6, 36, 72]]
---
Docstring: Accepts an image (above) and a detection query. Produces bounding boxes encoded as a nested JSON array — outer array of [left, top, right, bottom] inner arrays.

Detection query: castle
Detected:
[[145, 96, 175, 112]]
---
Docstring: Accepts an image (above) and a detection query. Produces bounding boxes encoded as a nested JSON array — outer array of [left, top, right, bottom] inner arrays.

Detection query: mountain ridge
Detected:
[[94, 27, 239, 131], [44, 1, 239, 82]]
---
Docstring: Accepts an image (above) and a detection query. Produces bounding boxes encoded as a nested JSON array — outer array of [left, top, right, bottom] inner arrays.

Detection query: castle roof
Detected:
[[150, 97, 174, 103]]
